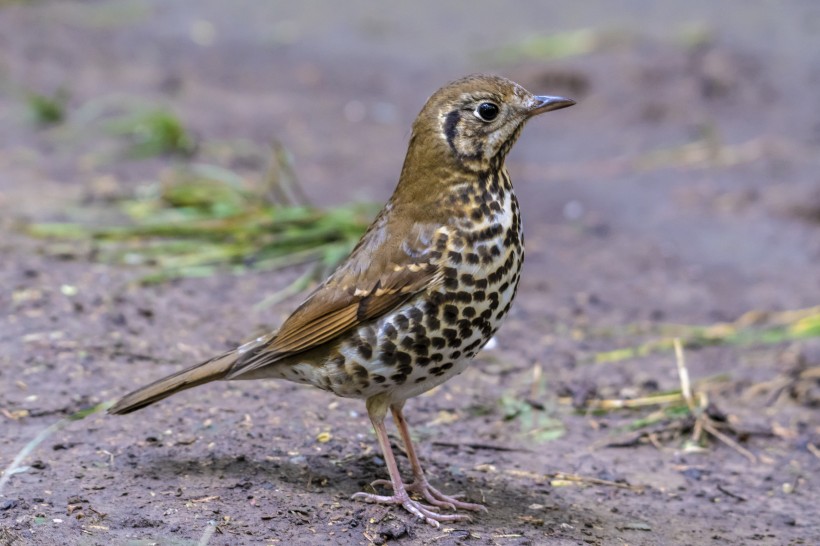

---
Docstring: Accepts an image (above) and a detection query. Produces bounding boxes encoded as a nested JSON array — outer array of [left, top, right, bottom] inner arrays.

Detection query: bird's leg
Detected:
[[351, 395, 469, 527], [370, 402, 486, 513]]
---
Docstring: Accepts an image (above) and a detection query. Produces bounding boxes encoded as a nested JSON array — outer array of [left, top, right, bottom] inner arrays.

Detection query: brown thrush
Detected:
[[109, 74, 574, 526]]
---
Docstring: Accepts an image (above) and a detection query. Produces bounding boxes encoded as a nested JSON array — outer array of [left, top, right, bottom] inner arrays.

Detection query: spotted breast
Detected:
[[281, 167, 522, 403]]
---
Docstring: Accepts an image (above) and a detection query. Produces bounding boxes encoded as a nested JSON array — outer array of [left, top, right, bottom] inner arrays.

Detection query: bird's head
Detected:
[[407, 74, 575, 175]]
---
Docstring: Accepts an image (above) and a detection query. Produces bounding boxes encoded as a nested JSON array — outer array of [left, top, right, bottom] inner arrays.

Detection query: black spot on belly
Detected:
[[504, 253, 515, 269], [424, 297, 441, 312], [463, 306, 476, 318], [352, 364, 369, 379], [430, 361, 455, 377], [357, 343, 372, 360], [394, 314, 409, 330], [411, 323, 427, 336], [455, 291, 472, 303], [441, 328, 458, 343], [383, 323, 398, 339], [431, 337, 446, 349], [488, 292, 500, 307], [391, 373, 408, 385], [372, 374, 386, 383], [415, 376, 428, 383], [380, 341, 398, 365], [443, 305, 459, 324], [496, 301, 513, 320], [465, 339, 482, 352], [412, 343, 429, 356], [408, 307, 423, 322], [396, 351, 412, 366]]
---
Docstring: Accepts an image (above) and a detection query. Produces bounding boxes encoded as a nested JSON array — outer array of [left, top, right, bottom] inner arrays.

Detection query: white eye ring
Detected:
[[474, 102, 499, 122]]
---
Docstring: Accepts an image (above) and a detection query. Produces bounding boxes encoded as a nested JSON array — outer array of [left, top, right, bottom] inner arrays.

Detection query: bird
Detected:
[[109, 74, 574, 527]]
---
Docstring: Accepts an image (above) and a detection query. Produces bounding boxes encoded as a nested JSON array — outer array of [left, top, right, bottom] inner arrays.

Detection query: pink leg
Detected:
[[370, 402, 486, 513], [351, 396, 470, 527]]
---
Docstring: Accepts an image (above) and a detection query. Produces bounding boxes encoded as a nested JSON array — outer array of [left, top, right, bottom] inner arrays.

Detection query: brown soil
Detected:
[[1, 2, 819, 545]]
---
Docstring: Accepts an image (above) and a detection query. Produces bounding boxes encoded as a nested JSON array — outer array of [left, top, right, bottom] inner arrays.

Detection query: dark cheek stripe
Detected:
[[444, 110, 461, 154]]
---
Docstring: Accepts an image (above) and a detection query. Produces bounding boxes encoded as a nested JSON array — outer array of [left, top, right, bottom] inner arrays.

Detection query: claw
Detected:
[[351, 491, 471, 527], [370, 477, 486, 513]]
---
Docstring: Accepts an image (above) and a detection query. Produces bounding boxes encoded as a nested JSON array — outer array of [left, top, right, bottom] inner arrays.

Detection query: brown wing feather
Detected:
[[227, 216, 442, 379], [270, 304, 359, 353]]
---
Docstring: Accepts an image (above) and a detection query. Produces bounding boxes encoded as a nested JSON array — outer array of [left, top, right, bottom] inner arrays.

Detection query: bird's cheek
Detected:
[[485, 131, 506, 157]]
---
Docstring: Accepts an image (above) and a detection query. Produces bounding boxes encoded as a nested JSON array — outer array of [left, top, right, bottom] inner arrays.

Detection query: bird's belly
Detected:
[[320, 240, 522, 402]]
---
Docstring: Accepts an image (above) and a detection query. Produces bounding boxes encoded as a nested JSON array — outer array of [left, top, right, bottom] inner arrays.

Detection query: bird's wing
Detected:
[[227, 217, 443, 378]]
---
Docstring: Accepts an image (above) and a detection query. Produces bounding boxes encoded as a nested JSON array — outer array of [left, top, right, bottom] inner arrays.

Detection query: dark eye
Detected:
[[475, 102, 499, 122]]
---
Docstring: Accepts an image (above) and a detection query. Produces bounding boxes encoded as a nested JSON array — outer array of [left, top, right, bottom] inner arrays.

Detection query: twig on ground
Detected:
[[547, 472, 644, 492], [585, 340, 756, 462], [431, 441, 531, 453], [700, 419, 756, 463]]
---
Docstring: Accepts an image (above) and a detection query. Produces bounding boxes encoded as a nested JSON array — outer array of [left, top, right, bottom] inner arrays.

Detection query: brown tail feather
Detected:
[[108, 351, 238, 415]]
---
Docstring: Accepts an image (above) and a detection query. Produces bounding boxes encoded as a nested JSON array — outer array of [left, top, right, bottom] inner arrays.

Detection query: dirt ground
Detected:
[[2, 1, 820, 545]]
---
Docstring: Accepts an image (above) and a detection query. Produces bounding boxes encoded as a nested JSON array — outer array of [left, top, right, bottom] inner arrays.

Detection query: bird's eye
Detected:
[[475, 102, 499, 122]]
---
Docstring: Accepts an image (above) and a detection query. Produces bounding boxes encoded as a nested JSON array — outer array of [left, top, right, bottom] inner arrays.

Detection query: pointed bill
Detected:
[[528, 95, 576, 116]]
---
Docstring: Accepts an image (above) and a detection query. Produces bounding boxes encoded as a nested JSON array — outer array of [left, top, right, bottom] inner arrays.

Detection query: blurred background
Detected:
[[1, 1, 819, 545]]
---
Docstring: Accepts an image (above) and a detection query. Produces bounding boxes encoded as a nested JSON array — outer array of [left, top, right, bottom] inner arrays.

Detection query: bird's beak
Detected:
[[528, 95, 576, 116]]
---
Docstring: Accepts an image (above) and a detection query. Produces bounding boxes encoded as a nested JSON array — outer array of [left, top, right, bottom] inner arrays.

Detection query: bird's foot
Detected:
[[351, 489, 472, 528], [369, 477, 487, 513]]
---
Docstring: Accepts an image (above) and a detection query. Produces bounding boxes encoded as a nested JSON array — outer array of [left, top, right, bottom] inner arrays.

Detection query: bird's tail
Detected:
[[108, 350, 238, 415]]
